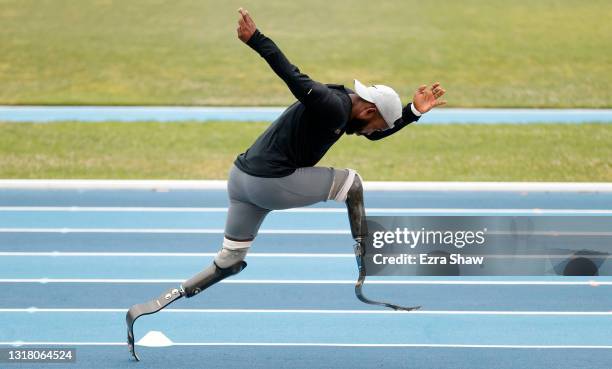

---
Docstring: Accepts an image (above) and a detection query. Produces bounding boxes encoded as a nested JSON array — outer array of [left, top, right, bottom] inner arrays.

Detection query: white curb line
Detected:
[[0, 180, 611, 192]]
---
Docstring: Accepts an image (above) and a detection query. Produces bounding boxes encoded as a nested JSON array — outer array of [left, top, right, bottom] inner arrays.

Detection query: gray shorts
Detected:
[[224, 165, 349, 241]]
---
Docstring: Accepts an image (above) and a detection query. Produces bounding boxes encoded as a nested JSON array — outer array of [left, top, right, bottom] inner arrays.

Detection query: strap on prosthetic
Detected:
[[344, 171, 420, 311], [126, 260, 246, 361]]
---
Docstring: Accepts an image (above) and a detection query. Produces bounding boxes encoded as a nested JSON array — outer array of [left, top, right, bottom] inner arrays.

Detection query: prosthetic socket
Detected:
[[345, 175, 368, 248], [181, 260, 247, 297]]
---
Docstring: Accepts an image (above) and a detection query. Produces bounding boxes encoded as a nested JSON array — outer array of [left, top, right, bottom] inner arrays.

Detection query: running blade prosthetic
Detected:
[[126, 261, 247, 361], [353, 242, 421, 311], [126, 287, 183, 361]]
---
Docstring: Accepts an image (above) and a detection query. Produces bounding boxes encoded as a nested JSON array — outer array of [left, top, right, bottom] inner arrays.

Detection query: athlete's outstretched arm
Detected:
[[236, 8, 342, 115]]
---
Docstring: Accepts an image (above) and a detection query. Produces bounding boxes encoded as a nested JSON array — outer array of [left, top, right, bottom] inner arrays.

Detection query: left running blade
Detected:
[[126, 287, 183, 361]]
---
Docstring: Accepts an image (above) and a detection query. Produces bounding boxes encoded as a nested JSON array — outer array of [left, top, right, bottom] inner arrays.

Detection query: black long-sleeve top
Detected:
[[234, 29, 420, 178]]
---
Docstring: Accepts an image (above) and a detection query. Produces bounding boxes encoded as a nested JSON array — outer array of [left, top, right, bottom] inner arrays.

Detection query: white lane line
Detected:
[[0, 207, 232, 212], [0, 278, 609, 285], [0, 228, 351, 234], [2, 179, 612, 192], [0, 252, 609, 259], [1, 342, 125, 346], [0, 179, 227, 190], [1, 308, 611, 316], [1, 341, 612, 349], [0, 252, 353, 257], [487, 231, 612, 236], [1, 228, 610, 236], [2, 206, 611, 214]]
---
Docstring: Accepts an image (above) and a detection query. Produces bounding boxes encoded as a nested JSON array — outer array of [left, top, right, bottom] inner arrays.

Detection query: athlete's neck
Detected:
[[349, 93, 366, 119]]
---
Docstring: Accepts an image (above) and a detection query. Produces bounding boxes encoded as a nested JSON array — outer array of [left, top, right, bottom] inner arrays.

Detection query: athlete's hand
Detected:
[[412, 82, 447, 114], [237, 7, 256, 43]]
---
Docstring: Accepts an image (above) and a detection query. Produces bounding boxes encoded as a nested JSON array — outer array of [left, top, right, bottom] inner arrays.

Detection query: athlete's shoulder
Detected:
[[325, 83, 345, 90]]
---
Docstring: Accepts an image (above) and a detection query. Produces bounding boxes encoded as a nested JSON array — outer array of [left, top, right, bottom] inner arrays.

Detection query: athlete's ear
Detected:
[[358, 106, 378, 120]]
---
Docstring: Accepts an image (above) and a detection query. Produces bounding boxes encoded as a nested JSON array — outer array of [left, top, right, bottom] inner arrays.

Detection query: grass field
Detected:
[[1, 122, 610, 181], [1, 0, 611, 107]]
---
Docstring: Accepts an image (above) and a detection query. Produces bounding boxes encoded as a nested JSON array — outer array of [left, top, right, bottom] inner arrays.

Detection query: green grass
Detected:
[[1, 0, 611, 107], [1, 122, 610, 181]]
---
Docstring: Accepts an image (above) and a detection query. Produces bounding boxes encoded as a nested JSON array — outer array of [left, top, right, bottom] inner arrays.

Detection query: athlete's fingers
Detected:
[[244, 10, 256, 27], [434, 100, 447, 107], [417, 85, 427, 93], [431, 82, 440, 90], [433, 88, 445, 98], [239, 7, 253, 28]]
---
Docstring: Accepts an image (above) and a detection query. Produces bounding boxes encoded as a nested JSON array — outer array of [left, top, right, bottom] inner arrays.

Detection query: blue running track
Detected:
[[0, 186, 611, 368]]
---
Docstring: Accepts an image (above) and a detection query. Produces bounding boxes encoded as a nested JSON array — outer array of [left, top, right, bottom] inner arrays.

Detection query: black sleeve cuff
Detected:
[[246, 29, 263, 49], [402, 103, 421, 124]]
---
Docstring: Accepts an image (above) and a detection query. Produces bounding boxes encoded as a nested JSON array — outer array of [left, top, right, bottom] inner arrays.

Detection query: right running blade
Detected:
[[353, 243, 421, 311], [126, 287, 183, 361], [355, 284, 421, 311]]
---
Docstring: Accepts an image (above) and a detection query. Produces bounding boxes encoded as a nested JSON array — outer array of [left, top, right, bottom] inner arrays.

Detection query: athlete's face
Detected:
[[356, 116, 388, 136], [346, 105, 388, 136]]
